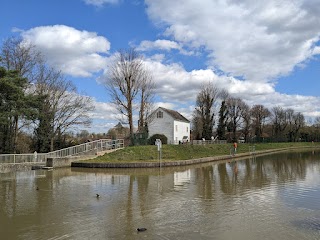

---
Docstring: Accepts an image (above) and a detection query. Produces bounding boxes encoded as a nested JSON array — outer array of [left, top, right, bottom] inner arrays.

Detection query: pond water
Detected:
[[1, 150, 320, 240]]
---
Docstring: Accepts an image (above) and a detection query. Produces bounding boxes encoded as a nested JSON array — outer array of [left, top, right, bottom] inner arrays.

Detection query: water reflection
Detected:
[[174, 170, 191, 187], [1, 149, 320, 239]]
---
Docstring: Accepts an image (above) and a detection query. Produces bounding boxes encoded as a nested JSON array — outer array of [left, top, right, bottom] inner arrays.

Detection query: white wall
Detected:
[[173, 120, 190, 144], [148, 110, 174, 144], [148, 109, 190, 144]]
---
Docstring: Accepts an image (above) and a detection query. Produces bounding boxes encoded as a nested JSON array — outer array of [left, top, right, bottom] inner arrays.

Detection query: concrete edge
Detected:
[[0, 162, 45, 173], [71, 147, 309, 169]]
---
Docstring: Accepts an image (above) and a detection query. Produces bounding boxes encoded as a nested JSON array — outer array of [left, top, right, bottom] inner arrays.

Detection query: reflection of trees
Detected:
[[232, 161, 238, 184], [121, 174, 150, 235], [195, 166, 214, 199], [218, 161, 240, 195], [272, 152, 307, 183], [253, 158, 271, 188], [125, 175, 134, 234], [216, 151, 316, 196], [218, 163, 232, 194], [0, 172, 17, 237], [243, 159, 253, 187], [137, 175, 149, 216]]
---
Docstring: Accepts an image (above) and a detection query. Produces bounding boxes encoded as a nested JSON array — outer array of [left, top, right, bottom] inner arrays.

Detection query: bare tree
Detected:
[[105, 48, 154, 140], [250, 104, 271, 141], [225, 98, 246, 142], [33, 65, 94, 152], [314, 117, 320, 128], [192, 111, 203, 140], [271, 106, 288, 141], [193, 82, 220, 140], [241, 103, 251, 142], [0, 37, 41, 79], [287, 109, 305, 142], [138, 70, 155, 132]]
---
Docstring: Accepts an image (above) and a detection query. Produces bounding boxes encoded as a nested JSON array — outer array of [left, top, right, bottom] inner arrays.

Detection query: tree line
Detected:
[[101, 49, 320, 145], [192, 82, 320, 143], [1, 38, 318, 154], [0, 38, 93, 154]]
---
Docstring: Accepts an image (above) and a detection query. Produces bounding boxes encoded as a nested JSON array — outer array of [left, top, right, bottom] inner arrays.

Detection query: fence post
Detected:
[[34, 151, 37, 162]]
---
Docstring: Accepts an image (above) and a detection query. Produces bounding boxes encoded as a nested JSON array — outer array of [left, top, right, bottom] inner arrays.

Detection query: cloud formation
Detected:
[[137, 39, 194, 55], [145, 0, 320, 82], [144, 58, 274, 102], [100, 51, 320, 122], [21, 25, 110, 77], [138, 39, 180, 51], [143, 56, 320, 119], [17, 13, 320, 132], [83, 0, 120, 7]]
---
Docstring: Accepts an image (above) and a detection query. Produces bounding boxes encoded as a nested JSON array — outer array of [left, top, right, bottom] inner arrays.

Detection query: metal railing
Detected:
[[249, 145, 256, 155], [192, 140, 227, 145], [46, 139, 124, 158], [0, 153, 47, 164], [0, 139, 124, 164]]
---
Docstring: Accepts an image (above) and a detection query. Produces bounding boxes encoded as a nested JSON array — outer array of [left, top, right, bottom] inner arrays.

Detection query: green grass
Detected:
[[85, 142, 319, 163]]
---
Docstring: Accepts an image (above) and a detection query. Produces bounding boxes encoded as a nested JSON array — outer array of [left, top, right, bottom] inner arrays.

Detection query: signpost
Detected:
[[155, 139, 162, 166], [155, 139, 162, 192]]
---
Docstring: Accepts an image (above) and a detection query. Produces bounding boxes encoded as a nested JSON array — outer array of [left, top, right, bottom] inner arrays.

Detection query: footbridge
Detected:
[[0, 139, 124, 164]]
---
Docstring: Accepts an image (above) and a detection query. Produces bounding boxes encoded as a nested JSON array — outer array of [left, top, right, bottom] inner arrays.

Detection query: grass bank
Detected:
[[85, 142, 319, 163]]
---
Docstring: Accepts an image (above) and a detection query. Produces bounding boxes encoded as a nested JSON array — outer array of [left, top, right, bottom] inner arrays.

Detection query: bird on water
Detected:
[[96, 194, 100, 198], [137, 228, 147, 232]]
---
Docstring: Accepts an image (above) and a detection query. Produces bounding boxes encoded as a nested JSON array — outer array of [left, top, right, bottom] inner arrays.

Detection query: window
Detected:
[[187, 127, 188, 133], [157, 111, 163, 118], [175, 125, 178, 132]]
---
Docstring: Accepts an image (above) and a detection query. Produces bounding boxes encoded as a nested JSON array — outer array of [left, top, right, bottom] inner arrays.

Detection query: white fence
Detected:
[[0, 139, 124, 164]]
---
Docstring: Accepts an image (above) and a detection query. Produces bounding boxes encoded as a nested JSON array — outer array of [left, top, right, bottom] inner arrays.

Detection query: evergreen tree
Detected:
[[0, 67, 36, 153], [217, 100, 228, 140]]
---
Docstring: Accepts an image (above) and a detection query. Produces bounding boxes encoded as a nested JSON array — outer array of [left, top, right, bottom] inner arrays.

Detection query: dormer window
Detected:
[[157, 111, 163, 118]]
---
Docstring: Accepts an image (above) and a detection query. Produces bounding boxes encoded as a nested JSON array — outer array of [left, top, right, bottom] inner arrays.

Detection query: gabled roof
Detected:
[[156, 107, 190, 123]]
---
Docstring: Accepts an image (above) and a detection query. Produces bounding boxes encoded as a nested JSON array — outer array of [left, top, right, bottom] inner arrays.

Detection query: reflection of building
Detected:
[[147, 107, 190, 144], [174, 170, 191, 186]]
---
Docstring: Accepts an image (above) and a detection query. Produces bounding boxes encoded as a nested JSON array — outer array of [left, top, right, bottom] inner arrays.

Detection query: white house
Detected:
[[147, 107, 190, 144]]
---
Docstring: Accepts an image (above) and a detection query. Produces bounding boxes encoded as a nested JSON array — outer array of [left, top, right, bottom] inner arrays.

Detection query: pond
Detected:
[[1, 149, 320, 240]]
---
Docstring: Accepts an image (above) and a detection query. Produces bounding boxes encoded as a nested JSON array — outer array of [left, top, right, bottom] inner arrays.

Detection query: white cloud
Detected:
[[83, 0, 120, 7], [145, 0, 320, 82], [86, 100, 126, 133], [144, 58, 274, 103], [138, 39, 180, 51], [89, 101, 119, 120], [154, 102, 176, 110], [143, 57, 320, 119], [313, 46, 320, 55], [21, 25, 110, 77], [137, 39, 194, 55]]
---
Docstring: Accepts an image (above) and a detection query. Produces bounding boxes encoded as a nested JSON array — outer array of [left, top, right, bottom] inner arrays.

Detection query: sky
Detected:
[[1, 0, 320, 133]]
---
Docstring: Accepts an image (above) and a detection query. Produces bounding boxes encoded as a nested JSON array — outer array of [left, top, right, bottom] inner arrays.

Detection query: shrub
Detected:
[[148, 134, 168, 145]]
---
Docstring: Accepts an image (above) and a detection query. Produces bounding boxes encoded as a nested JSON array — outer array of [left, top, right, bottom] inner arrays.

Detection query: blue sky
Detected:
[[1, 0, 320, 133]]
